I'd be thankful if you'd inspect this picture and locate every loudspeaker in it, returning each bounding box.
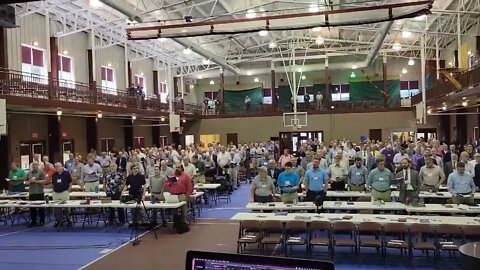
[0,5,16,28]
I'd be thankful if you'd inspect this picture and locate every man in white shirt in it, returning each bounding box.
[460,151,475,176]
[182,156,197,178]
[231,148,243,188]
[244,95,251,111]
[315,92,323,109]
[393,148,409,171]
[81,158,103,192]
[216,147,231,172]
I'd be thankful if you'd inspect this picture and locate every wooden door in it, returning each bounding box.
[226,133,238,146]
[62,140,75,164]
[279,132,292,153]
[369,129,382,142]
[134,137,145,149]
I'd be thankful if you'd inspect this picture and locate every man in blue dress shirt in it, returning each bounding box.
[447,161,477,205]
[304,157,328,202]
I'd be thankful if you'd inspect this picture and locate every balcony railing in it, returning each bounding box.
[411,65,480,105]
[0,68,170,113]
[0,68,407,117]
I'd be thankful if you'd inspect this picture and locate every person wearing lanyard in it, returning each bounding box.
[250,167,275,203]
[277,162,300,203]
[150,162,172,226]
[366,158,393,202]
[164,164,192,234]
[26,161,46,227]
[82,158,102,192]
[304,158,328,202]
[347,157,368,191]
[419,156,445,192]
[447,162,477,205]
[327,155,348,191]
[103,163,125,225]
[8,162,26,192]
[51,162,72,227]
[396,158,419,204]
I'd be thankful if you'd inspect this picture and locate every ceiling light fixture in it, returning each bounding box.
[462,96,467,100]
[202,59,211,65]
[448,61,453,67]
[197,75,203,79]
[392,43,402,50]
[182,119,186,123]
[246,9,256,19]
[350,71,356,78]
[89,0,104,8]
[97,111,103,118]
[315,36,324,45]
[254,77,259,82]
[308,4,319,13]
[247,71,253,76]
[352,65,357,70]
[132,114,136,120]
[258,30,269,37]
[160,116,165,121]
[427,109,432,114]
[442,105,447,111]
[33,41,39,46]
[415,14,427,21]
[402,31,412,38]
[301,75,306,80]
[462,101,468,107]
[62,50,68,55]
[467,51,472,56]
[330,105,335,109]
[402,68,408,74]
[56,109,62,116]
[189,84,194,89]
[183,48,192,54]
[408,59,414,66]
[268,42,276,49]
[209,80,214,85]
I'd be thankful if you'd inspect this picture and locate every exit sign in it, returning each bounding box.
[62,132,67,138]
[32,132,38,139]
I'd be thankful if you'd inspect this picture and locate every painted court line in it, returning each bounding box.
[78,230,150,270]
[0,227,38,237]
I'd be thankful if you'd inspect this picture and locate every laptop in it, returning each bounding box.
[185,250,335,270]
[163,192,180,203]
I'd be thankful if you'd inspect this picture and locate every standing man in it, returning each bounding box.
[304,158,329,202]
[250,167,275,203]
[8,162,26,192]
[366,159,394,202]
[99,152,112,176]
[315,92,323,110]
[182,156,197,178]
[70,157,84,187]
[472,153,480,189]
[244,95,251,111]
[164,164,192,234]
[81,158,103,192]
[278,149,293,169]
[419,156,445,192]
[51,162,72,227]
[64,153,75,173]
[123,164,146,226]
[396,158,419,204]
[103,163,125,225]
[149,164,170,227]
[327,155,348,191]
[277,162,300,203]
[347,157,368,191]
[26,161,46,227]
[447,162,477,205]
[444,152,459,178]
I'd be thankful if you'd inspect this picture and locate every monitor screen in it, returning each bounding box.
[186,251,335,270]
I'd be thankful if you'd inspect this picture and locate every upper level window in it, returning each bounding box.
[400,80,419,98]
[204,91,218,107]
[58,54,74,88]
[21,44,47,83]
[101,66,116,94]
[159,82,167,103]
[262,88,272,104]
[331,84,350,101]
[134,74,146,94]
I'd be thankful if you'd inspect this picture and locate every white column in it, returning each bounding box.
[91,29,96,82]
[166,67,174,114]
[45,9,51,73]
[292,47,297,113]
[457,12,462,68]
[180,75,184,97]
[124,41,129,88]
[420,34,427,124]
[436,35,440,80]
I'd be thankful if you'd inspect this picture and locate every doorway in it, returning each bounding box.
[226,133,238,146]
[133,137,145,149]
[279,131,323,153]
[369,129,382,142]
[185,135,195,146]
[417,128,437,141]
[19,140,46,170]
[62,140,75,164]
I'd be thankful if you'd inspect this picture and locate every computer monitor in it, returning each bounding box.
[185,250,335,270]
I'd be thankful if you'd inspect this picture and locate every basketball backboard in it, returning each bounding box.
[283,112,307,129]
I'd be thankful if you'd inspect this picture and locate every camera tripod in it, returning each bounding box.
[130,197,158,246]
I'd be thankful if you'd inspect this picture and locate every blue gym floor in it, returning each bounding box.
[0,183,462,270]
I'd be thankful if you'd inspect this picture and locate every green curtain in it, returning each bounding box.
[223,87,262,113]
[313,84,326,95]
[349,80,400,107]
[278,85,292,112]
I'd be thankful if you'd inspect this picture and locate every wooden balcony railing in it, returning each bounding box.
[411,65,480,105]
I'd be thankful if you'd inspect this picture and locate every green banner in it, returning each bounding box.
[224,87,263,113]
